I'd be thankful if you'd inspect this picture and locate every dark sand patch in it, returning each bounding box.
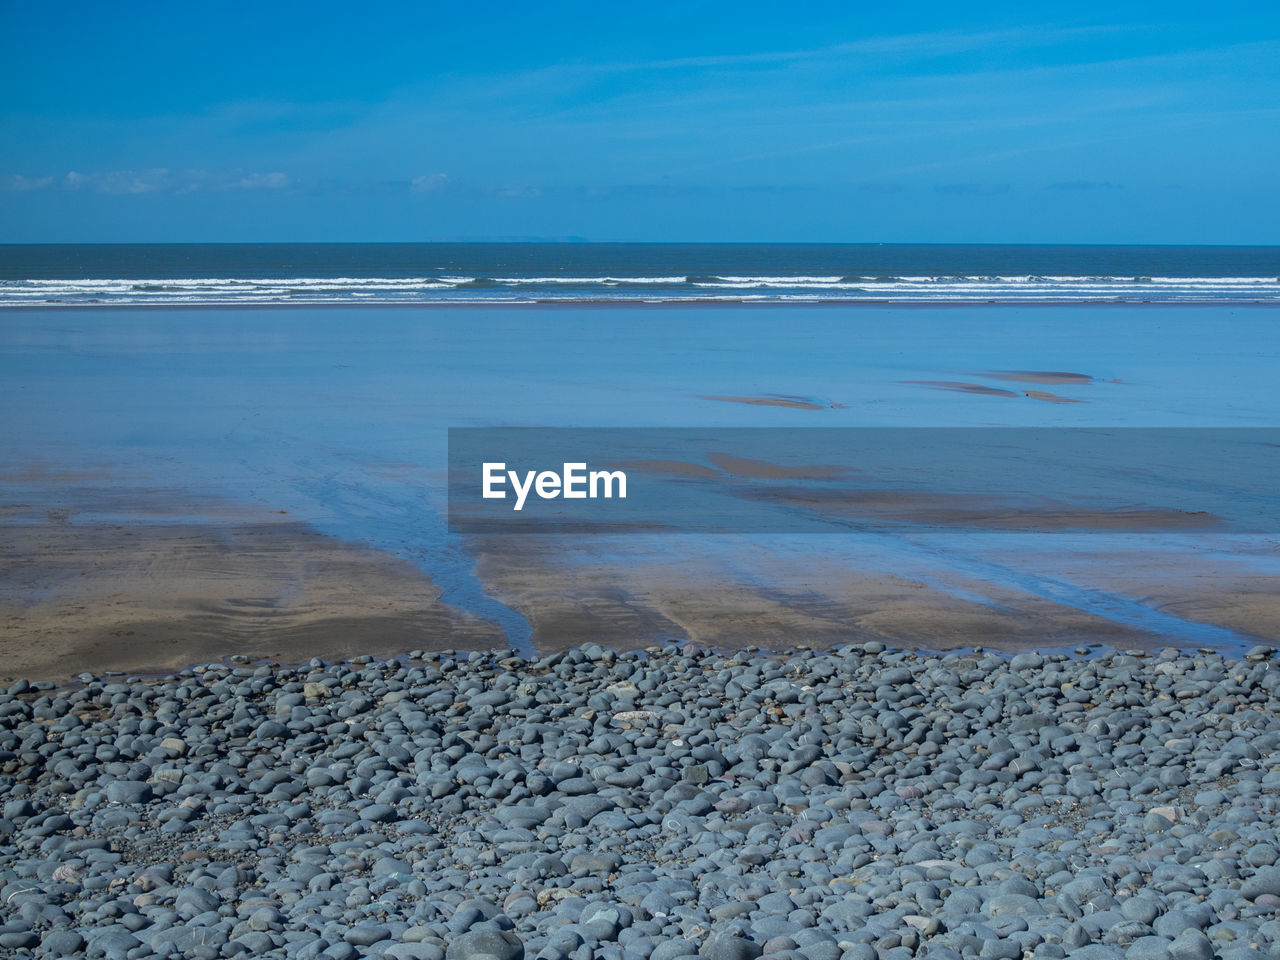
[1024,389,1085,404]
[598,454,855,482]
[982,370,1095,385]
[745,487,1224,531]
[903,381,1022,398]
[771,392,845,408]
[611,459,724,479]
[703,394,836,410]
[0,521,503,681]
[706,452,853,480]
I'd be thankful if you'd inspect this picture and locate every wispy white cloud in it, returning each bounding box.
[935,182,1011,196]
[410,172,449,192]
[626,23,1139,73]
[1048,179,1122,190]
[4,169,295,194]
[237,171,291,189]
[66,168,170,194]
[4,174,54,191]
[315,28,1277,194]
[494,185,541,198]
[388,21,1215,123]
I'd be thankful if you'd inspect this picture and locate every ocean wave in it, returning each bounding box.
[3,273,1278,305]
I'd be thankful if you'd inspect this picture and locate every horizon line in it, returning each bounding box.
[3,240,1280,248]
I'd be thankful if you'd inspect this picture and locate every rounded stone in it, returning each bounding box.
[445,928,524,960]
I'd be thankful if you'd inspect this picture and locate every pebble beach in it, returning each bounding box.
[5,8,1280,959]
[2,642,1278,960]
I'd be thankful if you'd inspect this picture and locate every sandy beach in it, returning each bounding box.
[0,514,502,682]
[4,463,1278,681]
[6,510,1278,681]
[2,303,1279,679]
[469,537,1164,654]
[3,4,1278,954]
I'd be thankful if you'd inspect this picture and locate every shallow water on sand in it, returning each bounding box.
[2,303,1278,668]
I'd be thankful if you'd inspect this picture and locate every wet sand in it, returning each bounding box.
[612,459,725,479]
[469,536,1171,654]
[705,453,854,481]
[744,487,1225,531]
[702,394,843,410]
[903,381,1023,398]
[3,492,1277,682]
[473,532,1280,655]
[1023,389,1084,403]
[1159,590,1280,641]
[3,304,1279,679]
[0,517,502,681]
[5,441,1276,682]
[981,370,1095,384]
[989,544,1280,648]
[611,456,853,481]
[905,368,1102,403]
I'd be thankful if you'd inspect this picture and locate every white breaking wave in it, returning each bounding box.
[2,273,1278,305]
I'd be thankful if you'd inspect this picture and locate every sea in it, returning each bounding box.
[1,242,1278,305]
[2,243,1279,656]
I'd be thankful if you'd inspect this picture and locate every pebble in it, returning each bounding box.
[0,644,1273,957]
[702,935,764,960]
[345,923,392,946]
[1168,931,1215,960]
[445,928,524,960]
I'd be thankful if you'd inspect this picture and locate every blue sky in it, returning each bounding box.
[1,1,1277,243]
